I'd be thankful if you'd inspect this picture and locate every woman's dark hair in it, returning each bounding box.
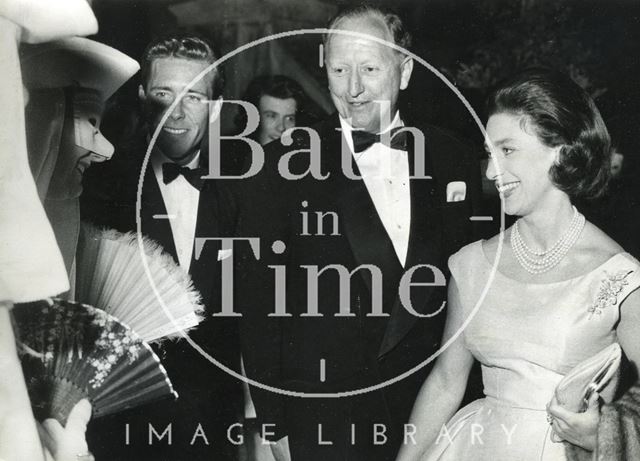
[234,75,306,135]
[486,68,611,200]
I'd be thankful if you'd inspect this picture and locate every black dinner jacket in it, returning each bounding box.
[235,114,481,460]
[84,133,244,461]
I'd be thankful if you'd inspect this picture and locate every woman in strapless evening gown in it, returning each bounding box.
[396,69,640,461]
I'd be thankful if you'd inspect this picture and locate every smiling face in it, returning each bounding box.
[325,16,413,133]
[47,88,113,200]
[485,112,561,217]
[257,95,297,145]
[140,57,213,165]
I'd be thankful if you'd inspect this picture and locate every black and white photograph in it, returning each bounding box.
[2,0,640,460]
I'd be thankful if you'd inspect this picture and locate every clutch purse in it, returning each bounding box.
[554,342,622,412]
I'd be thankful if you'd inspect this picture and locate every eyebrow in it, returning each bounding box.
[484,138,515,150]
[149,86,209,98]
[186,90,209,97]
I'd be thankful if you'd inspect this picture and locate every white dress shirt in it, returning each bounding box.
[339,114,411,266]
[151,151,201,272]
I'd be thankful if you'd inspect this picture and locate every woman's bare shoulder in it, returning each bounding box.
[481,229,509,262]
[571,221,625,266]
[481,222,625,269]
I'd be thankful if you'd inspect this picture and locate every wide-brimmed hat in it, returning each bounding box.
[21,37,139,100]
[0,0,98,43]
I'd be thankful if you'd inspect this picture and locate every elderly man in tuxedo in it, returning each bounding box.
[235,5,482,461]
[84,34,243,461]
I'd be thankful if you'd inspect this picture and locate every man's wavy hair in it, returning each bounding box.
[486,68,611,200]
[140,34,223,98]
[323,5,412,57]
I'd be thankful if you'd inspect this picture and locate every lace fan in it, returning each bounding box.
[13,298,178,425]
[75,223,204,342]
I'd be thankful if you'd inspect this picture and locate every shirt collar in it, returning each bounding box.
[152,149,201,170]
[338,112,404,155]
[338,110,404,156]
[151,150,201,184]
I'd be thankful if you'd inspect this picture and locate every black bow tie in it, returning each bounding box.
[162,163,206,190]
[351,127,408,154]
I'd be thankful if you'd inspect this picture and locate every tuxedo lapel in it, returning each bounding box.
[189,179,221,308]
[404,150,441,275]
[140,164,179,262]
[378,125,443,358]
[316,117,445,357]
[336,168,404,311]
[138,154,224,310]
[325,119,403,308]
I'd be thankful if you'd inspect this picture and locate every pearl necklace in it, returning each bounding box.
[511,206,585,274]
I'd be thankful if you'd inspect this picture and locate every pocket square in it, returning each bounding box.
[217,249,233,261]
[446,181,467,202]
[554,342,621,412]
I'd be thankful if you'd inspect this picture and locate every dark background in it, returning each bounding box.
[90,0,640,141]
[86,0,640,250]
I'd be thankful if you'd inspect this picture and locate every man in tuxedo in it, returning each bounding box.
[84,34,243,460]
[235,6,481,461]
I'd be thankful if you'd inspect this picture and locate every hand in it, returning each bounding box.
[546,393,600,451]
[37,399,93,461]
[269,435,292,461]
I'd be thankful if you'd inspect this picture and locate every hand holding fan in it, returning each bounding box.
[13,298,178,425]
[75,223,204,342]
